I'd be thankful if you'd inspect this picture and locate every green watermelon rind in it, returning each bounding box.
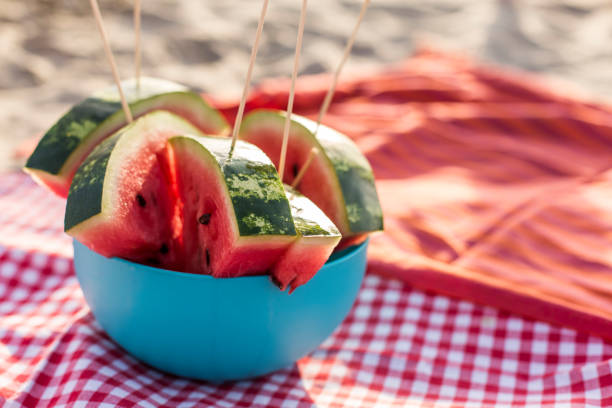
[240,110,384,235]
[64,133,115,232]
[284,185,340,238]
[272,186,341,292]
[25,77,229,185]
[65,111,206,233]
[171,135,297,238]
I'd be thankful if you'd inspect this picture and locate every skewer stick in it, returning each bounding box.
[229,0,270,156]
[134,0,142,89]
[291,147,318,188]
[292,0,370,188]
[279,0,308,181]
[315,0,370,134]
[89,0,133,123]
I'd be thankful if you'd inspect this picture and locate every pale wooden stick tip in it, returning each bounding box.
[291,147,318,188]
[279,0,308,181]
[315,0,370,131]
[89,0,133,122]
[230,0,270,156]
[134,0,142,90]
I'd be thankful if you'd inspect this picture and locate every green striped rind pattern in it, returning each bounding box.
[312,126,384,233]
[64,111,206,232]
[241,110,384,234]
[178,136,296,237]
[64,132,119,231]
[27,98,121,174]
[26,77,188,174]
[284,185,340,237]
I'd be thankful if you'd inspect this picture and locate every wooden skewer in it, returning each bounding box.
[292,0,370,188]
[315,0,370,134]
[291,147,318,188]
[229,0,270,156]
[89,0,133,123]
[134,0,142,90]
[279,0,308,181]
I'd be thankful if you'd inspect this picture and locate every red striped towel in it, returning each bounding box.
[214,49,612,340]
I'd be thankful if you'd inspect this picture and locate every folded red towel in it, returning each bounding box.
[216,49,612,340]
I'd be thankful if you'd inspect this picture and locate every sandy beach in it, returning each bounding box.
[1,0,611,171]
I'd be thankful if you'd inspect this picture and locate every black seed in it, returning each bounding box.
[198,213,211,225]
[136,194,146,207]
[160,243,169,254]
[146,258,159,265]
[292,163,299,178]
[270,275,284,290]
[205,249,210,266]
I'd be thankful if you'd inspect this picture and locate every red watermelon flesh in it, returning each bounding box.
[334,234,368,252]
[272,240,335,292]
[77,153,180,268]
[239,126,344,227]
[239,110,384,251]
[166,135,297,277]
[271,186,341,292]
[64,112,208,271]
[25,77,229,198]
[239,123,366,251]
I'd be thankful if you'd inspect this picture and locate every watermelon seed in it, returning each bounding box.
[205,249,210,266]
[160,243,169,254]
[198,213,211,225]
[270,275,284,290]
[146,258,159,265]
[292,164,299,178]
[136,194,146,207]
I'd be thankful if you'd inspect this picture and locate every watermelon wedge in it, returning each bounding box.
[166,135,297,277]
[271,186,341,292]
[239,109,383,240]
[64,111,207,270]
[26,77,229,197]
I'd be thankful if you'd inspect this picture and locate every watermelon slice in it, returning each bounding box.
[271,186,341,292]
[25,77,229,197]
[239,109,383,240]
[64,111,207,270]
[166,135,297,277]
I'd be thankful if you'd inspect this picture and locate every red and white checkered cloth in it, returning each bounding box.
[1,173,611,407]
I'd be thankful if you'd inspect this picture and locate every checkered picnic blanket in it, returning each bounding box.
[1,172,611,407]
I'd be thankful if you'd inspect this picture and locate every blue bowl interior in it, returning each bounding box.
[73,239,368,382]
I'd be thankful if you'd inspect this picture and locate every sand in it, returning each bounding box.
[1,0,611,171]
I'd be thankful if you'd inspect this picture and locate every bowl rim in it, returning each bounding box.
[74,238,369,282]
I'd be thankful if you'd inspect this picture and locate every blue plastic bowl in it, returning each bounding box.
[73,239,368,382]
